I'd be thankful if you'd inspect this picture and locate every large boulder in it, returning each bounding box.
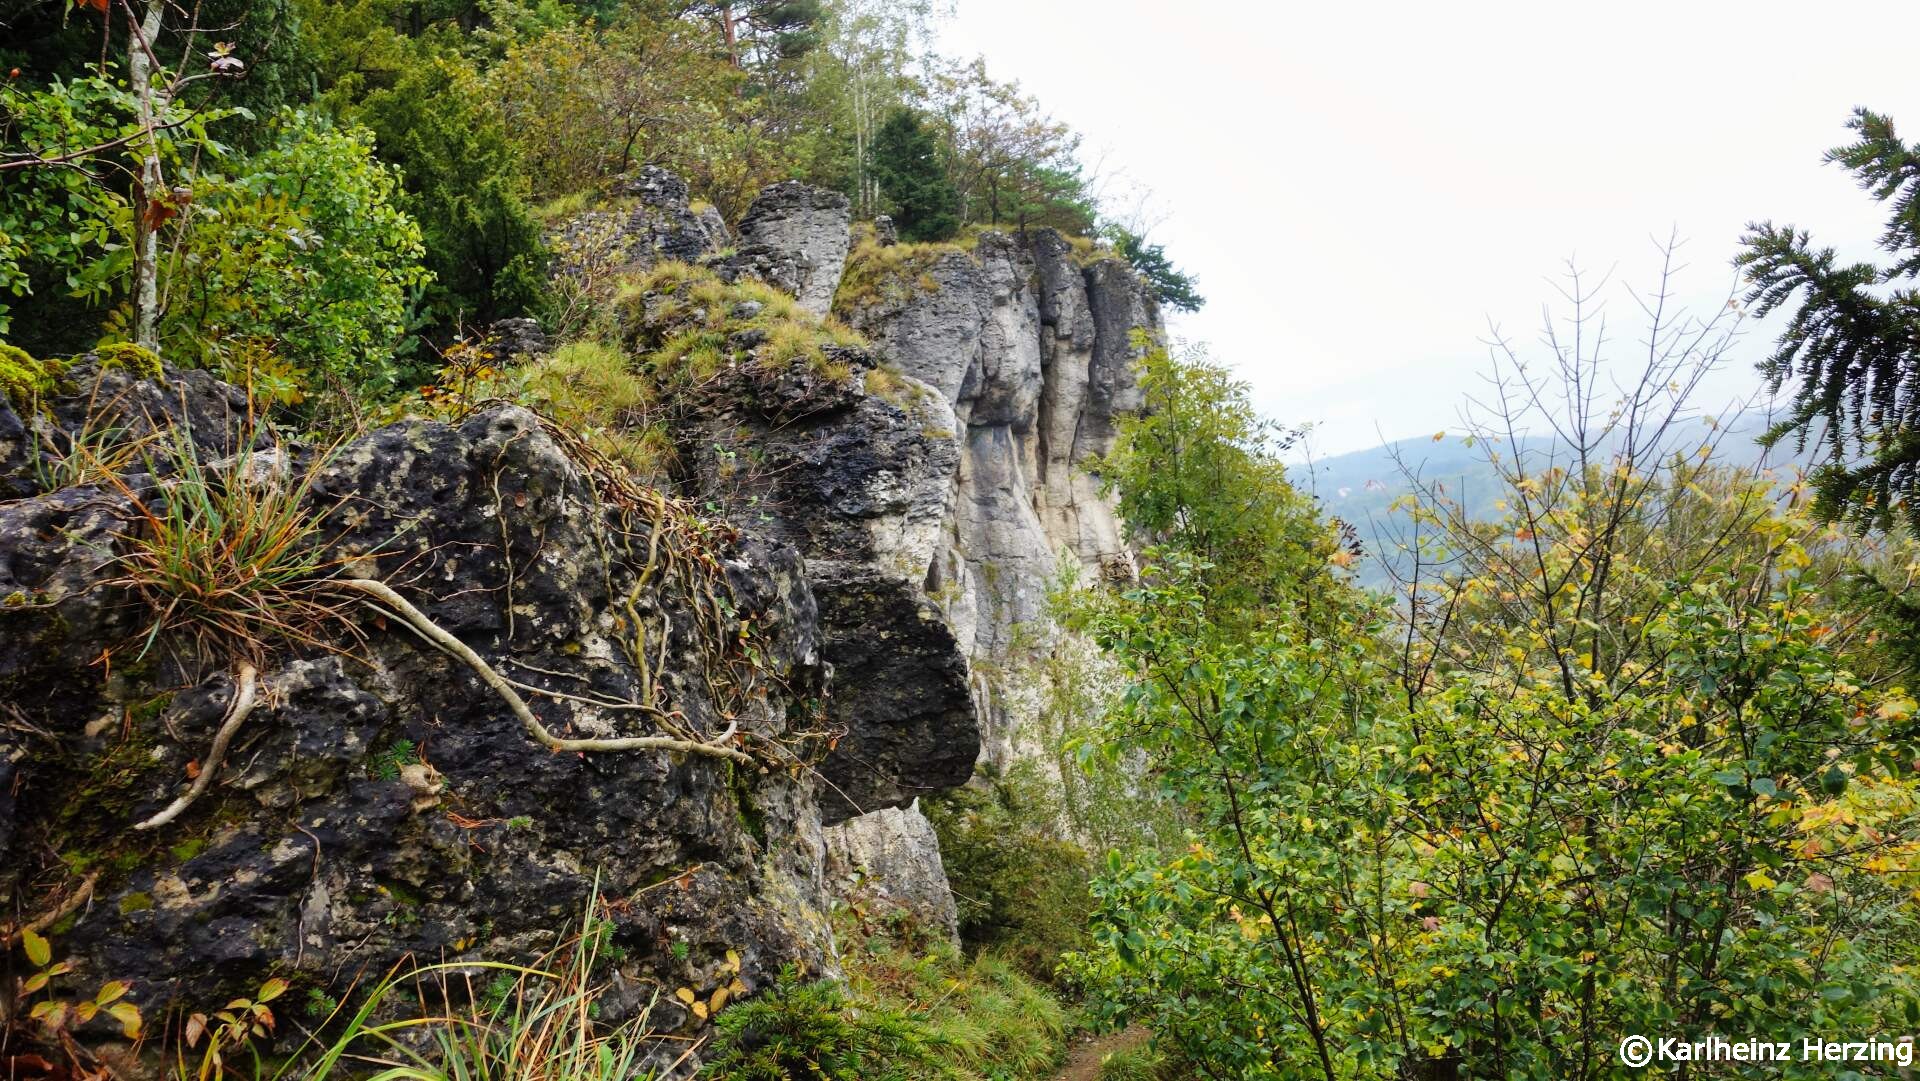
[734,182,852,317]
[1,384,839,1036]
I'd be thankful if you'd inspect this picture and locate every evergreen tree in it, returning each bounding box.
[1105,225,1204,312]
[1739,108,1920,528]
[869,107,959,242]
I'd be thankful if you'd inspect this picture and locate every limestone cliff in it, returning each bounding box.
[0,168,1156,1058]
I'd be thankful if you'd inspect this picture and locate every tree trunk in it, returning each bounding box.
[128,0,166,354]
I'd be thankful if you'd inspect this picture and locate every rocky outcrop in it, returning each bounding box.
[822,802,959,941]
[0,167,1156,1048]
[733,182,852,317]
[841,231,1157,767]
[547,165,731,285]
[0,386,837,1038]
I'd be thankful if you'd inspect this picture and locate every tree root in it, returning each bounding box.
[0,871,100,948]
[133,663,259,831]
[337,577,754,766]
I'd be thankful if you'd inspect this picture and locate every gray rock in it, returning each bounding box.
[548,165,724,284]
[841,228,1159,767]
[735,182,852,317]
[3,391,837,1024]
[823,803,960,941]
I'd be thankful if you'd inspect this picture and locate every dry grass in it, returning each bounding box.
[628,262,867,384]
[833,237,967,316]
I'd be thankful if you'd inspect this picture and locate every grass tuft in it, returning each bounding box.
[106,430,357,668]
[626,261,867,384]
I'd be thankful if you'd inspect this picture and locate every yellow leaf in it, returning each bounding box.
[691,1000,709,1020]
[1744,871,1777,891]
[725,948,741,972]
[710,986,730,1012]
[1432,431,1446,442]
[675,986,697,1005]
[22,927,50,968]
[108,1002,143,1039]
[257,977,290,1003]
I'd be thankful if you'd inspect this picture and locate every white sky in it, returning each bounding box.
[939,1,1920,455]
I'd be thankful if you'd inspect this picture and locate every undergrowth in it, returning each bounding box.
[702,910,1072,1081]
[923,764,1095,984]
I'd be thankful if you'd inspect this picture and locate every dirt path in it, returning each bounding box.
[1053,1026,1150,1081]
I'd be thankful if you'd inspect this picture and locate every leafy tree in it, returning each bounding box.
[1738,108,1920,529]
[490,11,732,198]
[1067,278,1920,1079]
[925,57,1095,232]
[868,107,958,241]
[1104,224,1202,313]
[0,1,249,349]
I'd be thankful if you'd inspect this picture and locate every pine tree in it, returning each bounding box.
[869,107,959,243]
[1739,108,1920,528]
[1105,225,1204,313]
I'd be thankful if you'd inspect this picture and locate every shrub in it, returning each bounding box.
[923,765,1093,983]
[354,57,548,339]
[156,110,427,403]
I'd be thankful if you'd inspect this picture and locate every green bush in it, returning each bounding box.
[353,57,548,340]
[923,765,1093,983]
[155,109,426,403]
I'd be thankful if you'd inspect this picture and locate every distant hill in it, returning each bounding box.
[1291,410,1794,590]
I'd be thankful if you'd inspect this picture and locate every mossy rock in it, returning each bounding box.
[0,342,69,410]
[91,341,164,381]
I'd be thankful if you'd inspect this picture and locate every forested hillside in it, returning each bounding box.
[6,4,1920,1081]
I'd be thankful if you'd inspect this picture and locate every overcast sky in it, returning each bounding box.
[939,1,1920,456]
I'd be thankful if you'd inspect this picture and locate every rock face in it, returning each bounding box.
[1,389,836,1043]
[841,231,1156,767]
[822,802,959,940]
[733,182,852,317]
[0,168,1156,1044]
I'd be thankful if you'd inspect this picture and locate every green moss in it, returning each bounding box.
[91,341,164,381]
[119,891,155,915]
[3,590,28,607]
[0,342,67,409]
[170,838,208,862]
[627,261,867,386]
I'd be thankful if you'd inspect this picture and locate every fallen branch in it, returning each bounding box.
[133,663,259,831]
[337,578,753,766]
